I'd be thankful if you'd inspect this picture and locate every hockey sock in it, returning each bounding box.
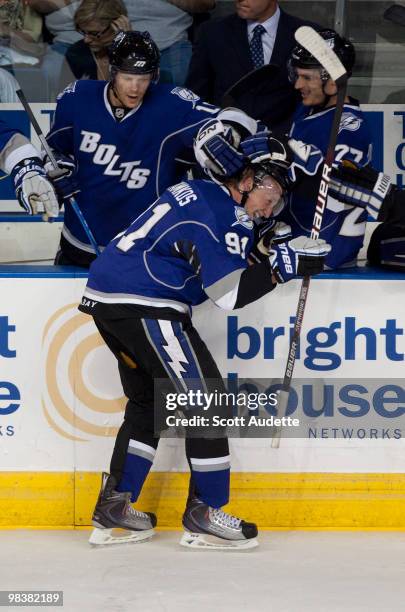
[186,438,230,508]
[116,439,157,503]
[110,420,159,502]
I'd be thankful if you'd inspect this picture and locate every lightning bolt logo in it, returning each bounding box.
[158,320,189,381]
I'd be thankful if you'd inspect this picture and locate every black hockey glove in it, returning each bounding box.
[249,220,292,264]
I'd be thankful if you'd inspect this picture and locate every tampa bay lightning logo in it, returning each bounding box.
[171,87,200,103]
[339,112,362,133]
[232,206,254,230]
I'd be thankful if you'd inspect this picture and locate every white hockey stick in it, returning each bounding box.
[271,27,348,448]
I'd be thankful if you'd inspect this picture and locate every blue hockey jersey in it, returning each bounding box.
[282,101,372,268]
[47,80,220,254]
[81,179,254,315]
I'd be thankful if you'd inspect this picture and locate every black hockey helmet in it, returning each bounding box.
[108,31,160,82]
[288,29,355,82]
[251,136,293,192]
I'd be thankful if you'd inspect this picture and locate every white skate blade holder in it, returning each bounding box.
[180,531,258,551]
[89,527,155,547]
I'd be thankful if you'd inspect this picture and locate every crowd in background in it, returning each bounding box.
[0,0,217,102]
[0,0,329,136]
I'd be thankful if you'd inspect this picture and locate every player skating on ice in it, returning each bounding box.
[79,128,331,549]
[45,30,258,267]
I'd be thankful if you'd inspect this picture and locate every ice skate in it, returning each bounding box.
[180,497,258,550]
[89,472,157,546]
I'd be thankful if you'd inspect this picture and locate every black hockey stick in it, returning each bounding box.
[384,4,405,26]
[16,88,101,256]
[221,63,280,108]
[271,26,348,448]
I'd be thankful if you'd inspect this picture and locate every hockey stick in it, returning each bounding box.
[221,64,280,108]
[271,26,348,448]
[16,89,100,256]
[384,4,405,26]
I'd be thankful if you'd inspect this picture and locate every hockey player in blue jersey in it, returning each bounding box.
[46,30,258,267]
[78,129,331,549]
[242,30,372,269]
[286,30,371,268]
[0,118,59,220]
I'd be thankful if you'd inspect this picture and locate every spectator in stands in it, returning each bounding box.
[0,0,45,67]
[185,0,320,130]
[27,0,83,100]
[125,0,216,86]
[0,1,49,100]
[59,0,131,87]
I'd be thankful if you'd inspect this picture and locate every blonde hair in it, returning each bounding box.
[74,0,128,29]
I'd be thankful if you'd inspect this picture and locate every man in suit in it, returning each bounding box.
[185,0,321,130]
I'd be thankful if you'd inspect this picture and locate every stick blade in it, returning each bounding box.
[384,4,405,26]
[221,64,280,107]
[294,26,347,84]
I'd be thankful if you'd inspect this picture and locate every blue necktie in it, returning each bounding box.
[250,24,266,69]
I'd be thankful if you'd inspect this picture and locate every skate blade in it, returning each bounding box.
[89,527,155,547]
[180,531,258,551]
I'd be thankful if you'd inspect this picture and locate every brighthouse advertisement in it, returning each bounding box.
[1,271,405,472]
[192,277,405,380]
[0,315,18,437]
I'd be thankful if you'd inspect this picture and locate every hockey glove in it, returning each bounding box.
[269,236,331,283]
[241,134,323,186]
[249,220,292,264]
[330,161,394,221]
[11,158,59,220]
[240,131,290,164]
[44,152,80,201]
[194,119,246,178]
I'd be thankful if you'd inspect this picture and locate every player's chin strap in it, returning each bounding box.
[317,75,338,110]
[240,190,250,207]
[238,181,256,207]
[108,82,131,112]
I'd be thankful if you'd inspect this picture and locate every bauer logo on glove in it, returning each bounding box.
[11,157,60,221]
[269,236,331,283]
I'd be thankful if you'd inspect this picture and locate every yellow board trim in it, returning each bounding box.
[2,472,405,528]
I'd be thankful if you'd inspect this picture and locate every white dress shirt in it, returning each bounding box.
[247,6,281,64]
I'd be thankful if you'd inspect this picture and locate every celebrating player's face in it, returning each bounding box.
[294,67,328,107]
[244,175,283,220]
[113,73,153,108]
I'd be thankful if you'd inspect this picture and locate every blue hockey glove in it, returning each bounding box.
[45,152,80,201]
[11,157,59,220]
[241,132,293,165]
[194,119,246,178]
[241,133,324,186]
[269,236,331,283]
